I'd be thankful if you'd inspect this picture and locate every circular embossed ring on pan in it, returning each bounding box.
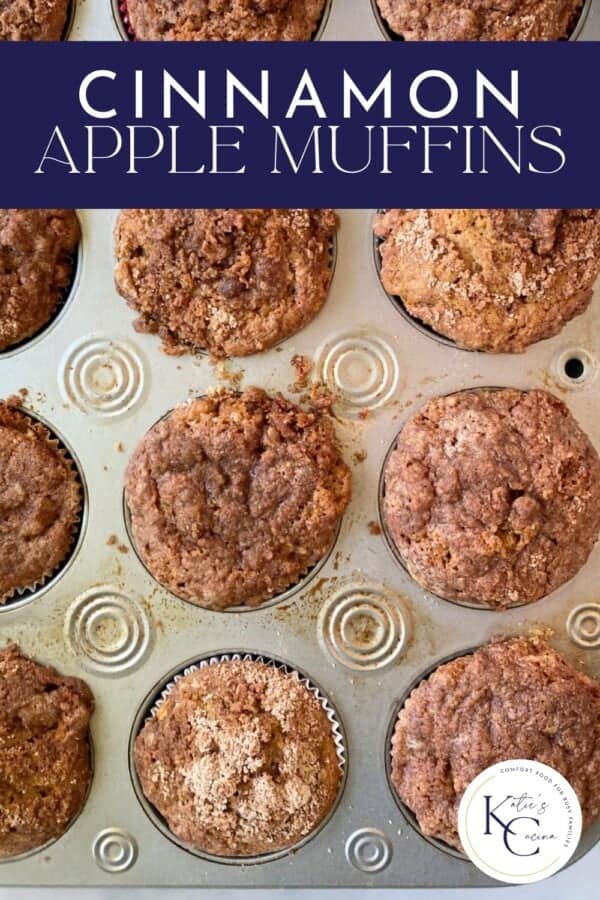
[318,585,408,671]
[92,828,138,873]
[316,332,400,419]
[59,337,146,417]
[345,828,393,873]
[567,603,600,649]
[66,586,151,676]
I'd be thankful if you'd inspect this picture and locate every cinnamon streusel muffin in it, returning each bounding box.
[390,636,600,851]
[0,402,81,602]
[0,209,79,351]
[124,388,351,609]
[0,0,71,40]
[375,0,584,40]
[134,658,341,856]
[0,644,94,858]
[115,209,337,358]
[383,389,600,609]
[124,0,327,41]
[374,209,600,352]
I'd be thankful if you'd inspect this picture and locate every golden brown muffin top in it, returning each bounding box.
[134,659,341,856]
[374,209,600,353]
[391,636,600,850]
[124,388,351,609]
[384,389,600,609]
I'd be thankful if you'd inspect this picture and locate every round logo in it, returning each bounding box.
[457,759,582,884]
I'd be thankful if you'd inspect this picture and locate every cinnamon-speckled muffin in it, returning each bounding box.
[115,209,337,359]
[124,0,327,41]
[0,0,70,40]
[374,209,600,353]
[391,636,600,851]
[0,644,94,858]
[124,388,351,609]
[0,209,79,351]
[383,389,600,609]
[375,0,584,40]
[134,658,341,856]
[0,402,81,602]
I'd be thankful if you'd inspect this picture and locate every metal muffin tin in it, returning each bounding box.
[2,3,600,889]
[0,207,599,888]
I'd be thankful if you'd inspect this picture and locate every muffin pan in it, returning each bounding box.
[0,208,598,887]
[60,0,600,41]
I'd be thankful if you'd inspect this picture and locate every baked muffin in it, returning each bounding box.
[0,644,94,858]
[0,209,79,351]
[383,389,600,609]
[375,0,584,40]
[374,209,600,353]
[114,209,337,359]
[124,388,351,609]
[0,402,81,602]
[134,658,341,856]
[391,636,600,851]
[123,0,327,41]
[0,0,70,40]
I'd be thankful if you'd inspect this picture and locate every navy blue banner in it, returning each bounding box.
[0,41,597,207]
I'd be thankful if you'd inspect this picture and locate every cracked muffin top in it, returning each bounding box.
[374,209,600,353]
[0,209,79,351]
[124,0,328,41]
[0,0,70,40]
[0,644,94,858]
[0,402,81,602]
[391,636,600,850]
[124,388,351,609]
[114,209,337,359]
[383,389,600,609]
[134,658,341,856]
[375,0,584,40]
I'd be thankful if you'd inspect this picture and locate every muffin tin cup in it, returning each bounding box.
[129,650,347,865]
[384,643,600,866]
[0,407,88,612]
[121,395,345,614]
[112,0,334,43]
[371,0,593,42]
[376,385,541,613]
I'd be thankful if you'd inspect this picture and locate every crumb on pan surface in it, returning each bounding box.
[375,0,584,40]
[134,658,341,856]
[0,209,79,351]
[0,0,71,40]
[0,402,81,602]
[114,209,337,358]
[124,387,351,610]
[0,644,94,858]
[374,209,600,352]
[391,636,600,851]
[383,388,600,609]
[123,0,327,41]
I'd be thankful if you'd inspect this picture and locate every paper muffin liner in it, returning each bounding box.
[0,407,84,608]
[131,651,347,863]
[123,393,344,613]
